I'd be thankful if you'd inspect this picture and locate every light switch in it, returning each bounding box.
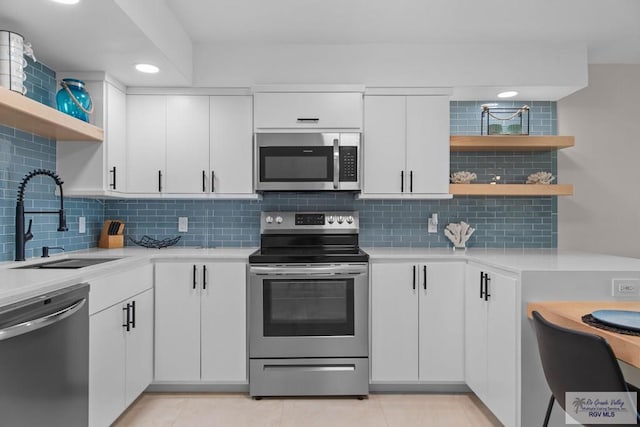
[178,217,188,232]
[78,216,86,234]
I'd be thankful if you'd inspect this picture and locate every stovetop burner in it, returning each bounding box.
[249,247,369,264]
[249,211,369,264]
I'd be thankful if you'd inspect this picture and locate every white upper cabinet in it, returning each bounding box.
[405,96,450,194]
[165,96,210,194]
[57,78,127,196]
[363,95,450,197]
[210,96,254,194]
[126,95,167,193]
[126,93,254,196]
[254,92,363,130]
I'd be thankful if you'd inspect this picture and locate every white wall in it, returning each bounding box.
[558,64,640,258]
[193,42,587,100]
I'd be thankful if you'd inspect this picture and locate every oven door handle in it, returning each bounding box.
[249,265,367,276]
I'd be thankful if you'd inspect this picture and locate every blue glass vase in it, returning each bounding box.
[56,78,93,122]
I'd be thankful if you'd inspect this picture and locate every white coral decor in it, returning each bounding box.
[444,221,475,249]
[450,171,477,184]
[526,171,555,184]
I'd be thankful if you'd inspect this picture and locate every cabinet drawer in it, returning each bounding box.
[254,92,362,130]
[89,264,153,315]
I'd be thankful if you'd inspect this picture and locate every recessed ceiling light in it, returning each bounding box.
[51,0,80,4]
[135,63,160,74]
[497,91,518,98]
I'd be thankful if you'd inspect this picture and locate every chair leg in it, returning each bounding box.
[543,394,555,427]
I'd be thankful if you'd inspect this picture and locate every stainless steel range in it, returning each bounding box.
[248,211,369,398]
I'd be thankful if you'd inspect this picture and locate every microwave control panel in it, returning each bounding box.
[339,147,358,182]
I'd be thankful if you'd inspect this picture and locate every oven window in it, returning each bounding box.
[263,279,354,336]
[260,147,333,182]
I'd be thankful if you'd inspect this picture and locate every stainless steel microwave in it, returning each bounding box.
[255,133,361,191]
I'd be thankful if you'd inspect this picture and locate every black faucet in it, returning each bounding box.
[42,246,65,258]
[15,169,68,261]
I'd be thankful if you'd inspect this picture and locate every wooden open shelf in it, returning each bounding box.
[0,87,103,141]
[450,184,574,196]
[450,135,574,152]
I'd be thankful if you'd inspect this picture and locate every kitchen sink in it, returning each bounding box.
[15,257,122,269]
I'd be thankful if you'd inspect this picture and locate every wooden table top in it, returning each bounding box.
[527,301,640,369]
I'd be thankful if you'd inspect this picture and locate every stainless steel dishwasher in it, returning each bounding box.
[0,283,89,427]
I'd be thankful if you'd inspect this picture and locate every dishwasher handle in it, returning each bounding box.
[0,298,86,342]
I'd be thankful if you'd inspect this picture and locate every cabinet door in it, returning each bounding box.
[125,289,153,406]
[363,96,407,194]
[371,263,419,381]
[485,270,518,427]
[89,304,126,427]
[106,82,127,192]
[155,263,201,381]
[127,95,166,193]
[165,96,210,193]
[254,92,362,129]
[210,96,254,194]
[418,262,465,381]
[465,264,488,399]
[406,96,450,194]
[201,262,247,382]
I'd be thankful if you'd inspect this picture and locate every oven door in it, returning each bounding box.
[248,263,368,358]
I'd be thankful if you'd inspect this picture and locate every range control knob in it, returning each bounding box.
[337,216,344,224]
[327,216,335,224]
[265,216,274,224]
[275,216,283,224]
[346,215,354,224]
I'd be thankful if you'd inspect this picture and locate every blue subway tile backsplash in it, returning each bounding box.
[0,66,558,261]
[0,61,103,261]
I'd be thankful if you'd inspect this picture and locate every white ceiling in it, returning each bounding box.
[0,0,638,95]
[166,0,640,65]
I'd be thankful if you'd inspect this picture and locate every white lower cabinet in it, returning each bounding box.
[465,264,518,427]
[371,261,465,382]
[154,261,247,382]
[89,288,153,427]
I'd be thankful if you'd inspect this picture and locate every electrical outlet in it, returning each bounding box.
[78,216,86,234]
[178,217,188,233]
[427,213,438,233]
[612,278,640,297]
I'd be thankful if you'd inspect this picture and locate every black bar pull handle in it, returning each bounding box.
[401,171,404,192]
[480,272,485,299]
[158,170,163,192]
[296,118,319,122]
[202,170,206,192]
[192,265,197,289]
[202,265,207,290]
[110,166,117,189]
[410,170,413,193]
[211,170,215,193]
[423,265,427,291]
[484,274,491,301]
[130,300,136,329]
[122,303,131,332]
[413,265,416,290]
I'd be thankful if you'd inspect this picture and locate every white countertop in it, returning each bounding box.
[364,247,640,273]
[0,247,256,308]
[2,246,640,309]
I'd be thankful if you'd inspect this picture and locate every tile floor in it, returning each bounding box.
[114,393,503,427]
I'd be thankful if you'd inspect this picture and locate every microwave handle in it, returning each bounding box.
[333,138,340,190]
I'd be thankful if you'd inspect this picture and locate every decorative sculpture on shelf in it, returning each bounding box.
[444,221,475,250]
[526,171,555,184]
[450,171,477,184]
